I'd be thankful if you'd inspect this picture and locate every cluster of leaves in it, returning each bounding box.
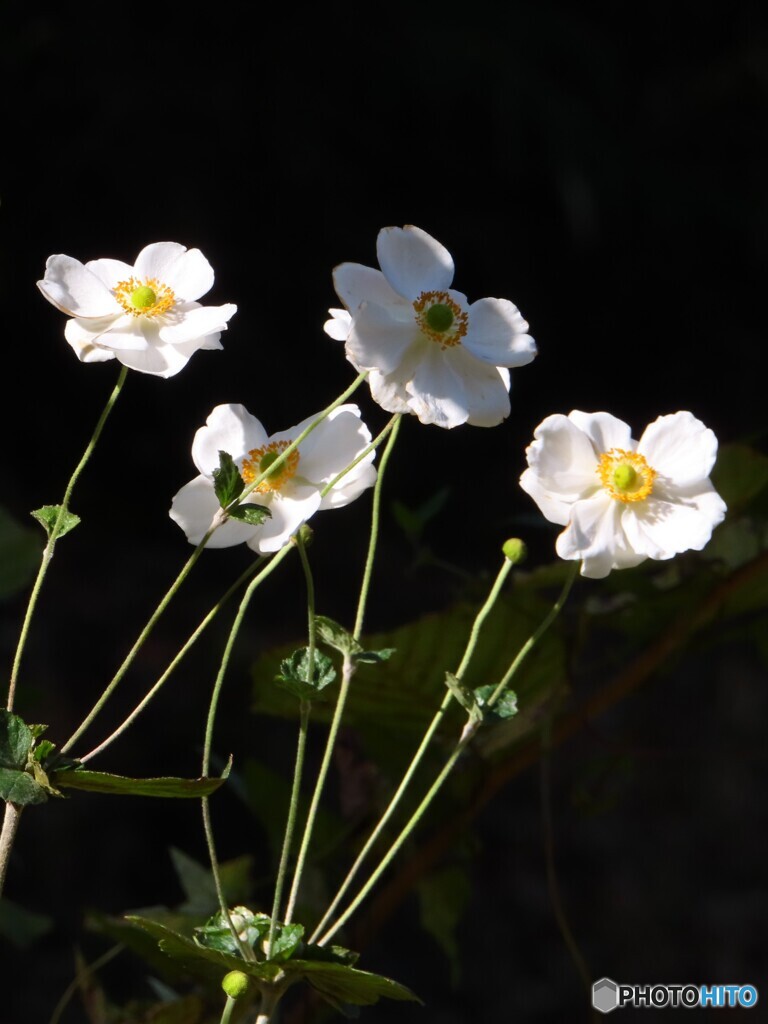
[213,451,271,526]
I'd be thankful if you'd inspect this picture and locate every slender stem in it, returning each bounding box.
[219,995,237,1024]
[539,718,593,1002]
[79,558,267,763]
[0,803,23,898]
[310,554,514,942]
[48,943,124,1024]
[285,416,401,919]
[316,559,578,945]
[7,366,128,713]
[200,546,294,960]
[236,372,367,506]
[486,561,579,710]
[269,534,316,939]
[319,413,400,499]
[60,522,221,754]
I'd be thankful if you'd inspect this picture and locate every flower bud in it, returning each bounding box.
[502,537,527,564]
[222,970,250,999]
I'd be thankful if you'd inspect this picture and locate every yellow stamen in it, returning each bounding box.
[114,276,176,317]
[241,440,300,493]
[413,290,468,349]
[597,448,656,502]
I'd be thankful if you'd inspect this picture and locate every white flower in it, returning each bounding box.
[169,403,377,553]
[519,411,727,579]
[324,225,537,429]
[37,242,237,378]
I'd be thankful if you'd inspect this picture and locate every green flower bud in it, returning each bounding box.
[294,523,314,547]
[502,537,527,564]
[222,970,250,999]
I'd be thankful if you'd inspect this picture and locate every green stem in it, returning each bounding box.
[0,803,23,899]
[309,554,514,943]
[201,545,294,960]
[316,559,578,945]
[269,533,315,940]
[219,995,237,1024]
[235,372,367,507]
[48,943,124,1024]
[61,523,220,754]
[319,413,400,499]
[285,416,401,919]
[7,366,128,713]
[78,558,267,763]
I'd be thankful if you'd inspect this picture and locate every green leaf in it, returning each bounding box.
[269,922,304,962]
[474,684,519,720]
[228,502,272,525]
[0,506,40,599]
[213,451,244,508]
[49,765,230,798]
[0,710,34,770]
[31,739,56,763]
[0,767,48,805]
[30,504,81,539]
[276,647,337,700]
[194,907,269,955]
[291,958,421,1008]
[315,616,361,656]
[0,896,53,948]
[353,647,396,665]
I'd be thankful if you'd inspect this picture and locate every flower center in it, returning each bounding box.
[114,276,176,317]
[413,291,468,349]
[241,440,300,493]
[597,448,656,502]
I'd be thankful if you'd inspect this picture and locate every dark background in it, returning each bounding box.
[2,2,767,1021]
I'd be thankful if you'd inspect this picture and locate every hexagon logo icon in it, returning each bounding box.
[593,978,619,1014]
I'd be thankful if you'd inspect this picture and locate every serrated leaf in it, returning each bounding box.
[291,958,421,1007]
[31,739,56,763]
[276,648,337,700]
[315,616,361,656]
[353,647,396,665]
[212,451,244,508]
[49,765,230,798]
[474,684,519,720]
[0,767,48,805]
[195,906,269,955]
[228,502,272,525]
[0,505,40,599]
[30,504,81,539]
[268,922,305,962]
[0,710,34,770]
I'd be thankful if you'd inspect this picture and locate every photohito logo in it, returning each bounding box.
[592,979,759,1013]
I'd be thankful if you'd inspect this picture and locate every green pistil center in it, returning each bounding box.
[130,285,157,309]
[425,303,454,333]
[613,464,637,492]
[260,451,281,477]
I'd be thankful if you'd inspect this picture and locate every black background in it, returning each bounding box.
[2,2,767,1021]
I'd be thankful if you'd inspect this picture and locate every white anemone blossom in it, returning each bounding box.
[520,410,726,579]
[169,403,377,553]
[37,242,236,377]
[324,225,537,429]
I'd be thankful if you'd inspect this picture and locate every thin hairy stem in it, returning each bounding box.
[79,558,267,763]
[310,553,514,943]
[285,416,401,920]
[8,366,128,712]
[0,803,23,898]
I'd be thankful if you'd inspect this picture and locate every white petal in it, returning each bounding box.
[111,334,209,377]
[452,352,511,427]
[192,404,269,477]
[405,344,469,429]
[158,303,237,344]
[134,242,188,281]
[376,225,454,301]
[85,258,136,288]
[162,247,215,302]
[567,411,634,456]
[324,308,352,341]
[38,255,120,318]
[367,369,412,414]
[346,302,419,374]
[96,315,153,351]
[65,329,117,364]
[320,462,378,509]
[462,298,537,367]
[638,412,719,486]
[519,469,572,526]
[556,494,625,578]
[277,405,373,484]
[249,486,322,553]
[332,263,404,313]
[524,414,601,499]
[169,475,258,548]
[623,489,726,559]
